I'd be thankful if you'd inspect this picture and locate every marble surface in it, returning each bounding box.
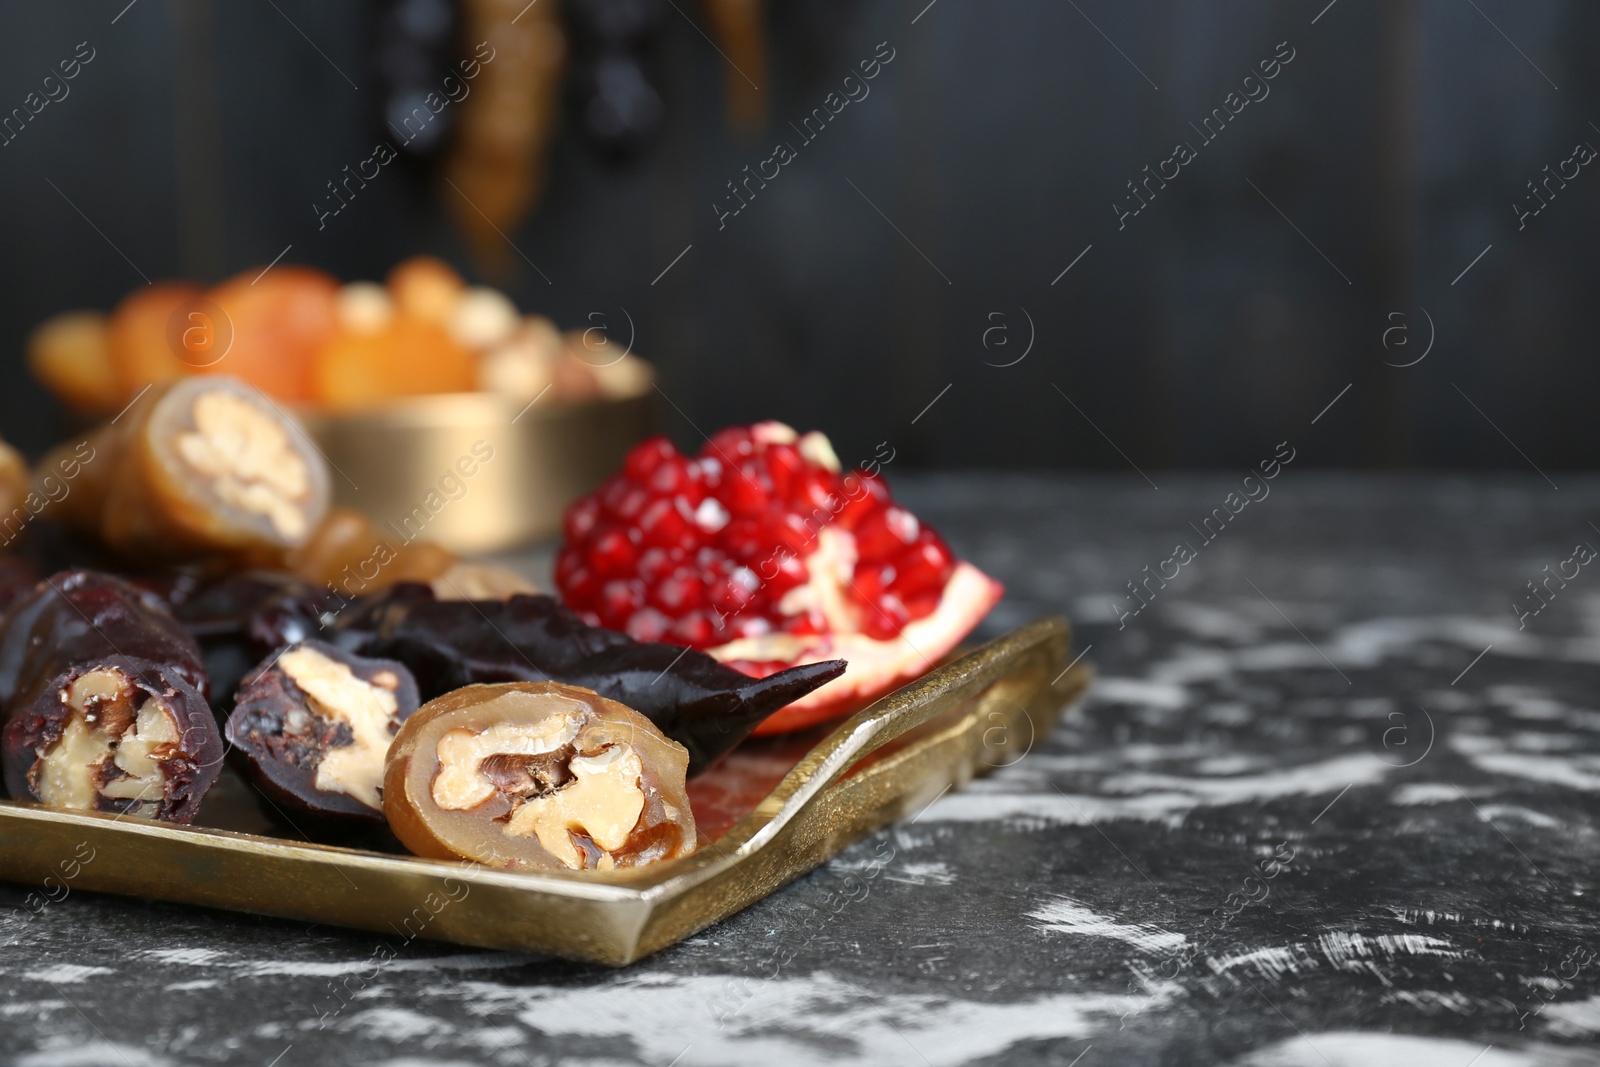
[4,473,1600,1067]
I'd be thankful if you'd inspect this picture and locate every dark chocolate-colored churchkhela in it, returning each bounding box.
[0,570,222,822]
[336,585,847,774]
[227,640,420,823]
[173,571,346,712]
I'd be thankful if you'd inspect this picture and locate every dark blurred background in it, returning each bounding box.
[0,0,1595,472]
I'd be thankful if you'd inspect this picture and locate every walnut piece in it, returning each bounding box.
[427,705,650,871]
[174,391,312,540]
[36,668,178,814]
[277,645,399,810]
[431,715,580,811]
[504,744,646,870]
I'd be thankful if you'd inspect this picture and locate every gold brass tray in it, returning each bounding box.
[0,617,1086,965]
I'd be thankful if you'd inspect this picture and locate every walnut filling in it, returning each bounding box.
[277,646,399,810]
[36,668,178,815]
[431,716,580,810]
[504,745,645,870]
[174,391,312,540]
[429,712,648,870]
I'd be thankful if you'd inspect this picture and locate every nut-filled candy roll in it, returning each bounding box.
[100,375,331,560]
[226,640,420,822]
[385,682,698,871]
[0,570,221,822]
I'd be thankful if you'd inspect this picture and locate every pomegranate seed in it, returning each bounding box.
[893,532,955,597]
[562,563,598,607]
[623,436,678,483]
[647,456,688,495]
[723,474,770,516]
[728,615,772,639]
[854,505,920,562]
[782,610,825,635]
[653,570,705,613]
[696,457,724,489]
[563,496,602,543]
[767,552,809,593]
[636,547,674,584]
[599,475,630,513]
[670,611,715,646]
[863,593,911,640]
[639,497,695,550]
[723,517,766,560]
[692,497,729,533]
[706,426,755,458]
[854,561,897,601]
[834,471,890,529]
[554,546,583,583]
[625,607,670,642]
[765,444,804,500]
[797,468,839,514]
[710,567,760,614]
[588,526,638,577]
[613,485,650,521]
[600,579,643,621]
[904,590,941,622]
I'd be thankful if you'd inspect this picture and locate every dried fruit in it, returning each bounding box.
[477,316,562,401]
[106,282,203,395]
[199,267,340,401]
[312,314,478,411]
[387,255,465,325]
[97,376,332,560]
[0,571,221,822]
[226,640,420,821]
[555,422,1003,732]
[384,681,696,871]
[247,506,457,594]
[27,311,123,415]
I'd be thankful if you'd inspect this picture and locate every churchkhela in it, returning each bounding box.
[43,375,332,562]
[384,681,698,872]
[333,583,846,774]
[0,571,221,822]
[226,640,421,822]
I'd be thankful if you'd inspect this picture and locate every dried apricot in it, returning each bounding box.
[27,311,122,414]
[199,267,340,401]
[313,315,478,411]
[107,282,204,394]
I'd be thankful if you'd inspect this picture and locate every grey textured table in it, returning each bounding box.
[4,474,1600,1067]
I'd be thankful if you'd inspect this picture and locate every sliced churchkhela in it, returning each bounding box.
[0,571,221,822]
[168,560,532,711]
[384,681,697,871]
[226,640,420,822]
[49,375,332,562]
[336,584,846,774]
[173,571,347,710]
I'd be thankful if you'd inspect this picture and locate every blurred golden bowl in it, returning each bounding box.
[299,374,653,555]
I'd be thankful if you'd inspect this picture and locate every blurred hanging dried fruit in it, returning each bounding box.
[446,0,567,275]
[698,0,767,129]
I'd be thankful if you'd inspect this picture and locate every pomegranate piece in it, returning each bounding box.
[555,422,1004,732]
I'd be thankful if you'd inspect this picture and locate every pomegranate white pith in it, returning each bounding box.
[556,422,1004,732]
